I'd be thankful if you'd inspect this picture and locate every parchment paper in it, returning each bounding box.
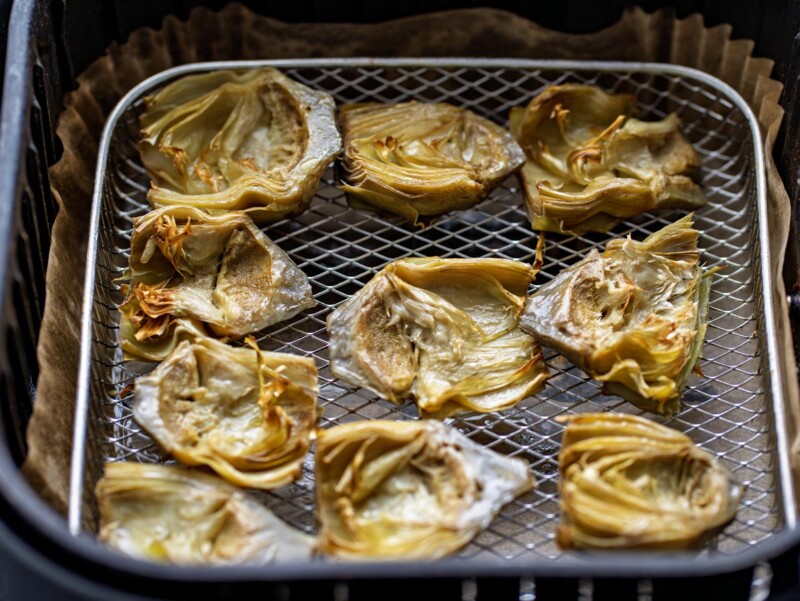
[24,4,799,514]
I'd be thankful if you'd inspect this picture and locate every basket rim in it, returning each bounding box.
[57,56,800,581]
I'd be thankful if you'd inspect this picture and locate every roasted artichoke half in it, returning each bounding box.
[96,462,313,564]
[316,419,535,559]
[338,102,525,224]
[557,413,742,550]
[327,257,549,418]
[140,67,341,221]
[119,206,314,361]
[134,336,318,489]
[520,215,715,417]
[509,84,706,233]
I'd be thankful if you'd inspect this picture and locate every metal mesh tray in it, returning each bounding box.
[70,59,795,565]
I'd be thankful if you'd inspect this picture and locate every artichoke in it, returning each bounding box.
[119,206,314,361]
[96,462,313,564]
[327,257,549,418]
[133,336,318,489]
[338,102,525,224]
[557,413,742,550]
[316,419,534,560]
[509,84,706,233]
[520,215,715,417]
[140,68,341,222]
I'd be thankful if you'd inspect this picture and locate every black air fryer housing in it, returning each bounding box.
[3,1,800,599]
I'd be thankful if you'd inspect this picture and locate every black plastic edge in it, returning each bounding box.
[0,496,154,601]
[0,0,799,594]
[0,0,33,306]
[2,451,800,592]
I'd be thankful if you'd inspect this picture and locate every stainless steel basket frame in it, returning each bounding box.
[70,59,795,571]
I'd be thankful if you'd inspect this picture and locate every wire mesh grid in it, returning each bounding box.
[79,62,782,561]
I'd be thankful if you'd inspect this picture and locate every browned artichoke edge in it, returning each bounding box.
[602,265,717,418]
[556,413,744,551]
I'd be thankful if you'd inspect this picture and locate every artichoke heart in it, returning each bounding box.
[509,84,706,233]
[557,413,742,550]
[96,462,313,564]
[133,336,318,489]
[140,67,341,221]
[316,420,535,560]
[339,102,525,224]
[327,257,549,418]
[520,215,715,417]
[119,206,314,361]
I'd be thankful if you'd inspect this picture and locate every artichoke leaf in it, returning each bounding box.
[119,311,208,363]
[557,413,742,550]
[339,102,525,224]
[520,215,714,417]
[96,462,313,564]
[509,84,706,233]
[119,206,314,361]
[133,336,318,489]
[327,257,549,417]
[140,68,342,221]
[316,420,535,560]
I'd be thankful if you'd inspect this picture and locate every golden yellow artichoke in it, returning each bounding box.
[119,206,314,361]
[327,257,549,418]
[96,462,313,564]
[339,102,525,224]
[140,68,341,221]
[316,420,535,560]
[557,413,742,550]
[520,215,715,417]
[133,336,318,489]
[509,84,706,233]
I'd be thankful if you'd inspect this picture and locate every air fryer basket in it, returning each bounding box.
[4,1,800,600]
[75,58,793,566]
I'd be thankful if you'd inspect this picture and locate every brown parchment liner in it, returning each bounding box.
[24,4,800,516]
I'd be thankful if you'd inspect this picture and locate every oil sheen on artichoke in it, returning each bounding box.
[557,413,742,550]
[133,336,318,490]
[339,101,525,224]
[520,215,715,417]
[96,462,313,564]
[316,420,535,559]
[119,206,314,361]
[509,84,706,233]
[139,67,342,222]
[327,257,549,418]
